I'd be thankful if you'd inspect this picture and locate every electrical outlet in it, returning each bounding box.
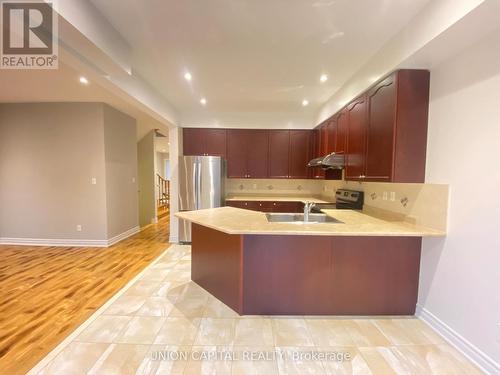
[390,192,396,201]
[91,177,97,185]
[132,177,136,183]
[76,225,82,232]
[383,192,388,201]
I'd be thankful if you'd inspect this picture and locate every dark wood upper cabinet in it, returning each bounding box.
[226,130,248,178]
[246,130,270,178]
[345,95,368,180]
[336,110,348,154]
[320,123,329,155]
[184,69,429,183]
[204,129,227,157]
[268,130,290,178]
[289,130,311,179]
[365,74,396,181]
[311,128,325,179]
[344,69,430,183]
[227,130,269,178]
[183,128,206,156]
[326,118,337,154]
[183,128,227,157]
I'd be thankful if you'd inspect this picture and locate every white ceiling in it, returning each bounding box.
[0,62,166,139]
[90,0,431,128]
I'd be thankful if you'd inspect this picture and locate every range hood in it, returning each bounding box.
[307,152,344,169]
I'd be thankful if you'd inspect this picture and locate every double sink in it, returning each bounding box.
[265,213,342,224]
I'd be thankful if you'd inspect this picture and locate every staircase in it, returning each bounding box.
[157,174,170,219]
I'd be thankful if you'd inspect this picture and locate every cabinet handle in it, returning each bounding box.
[273,203,277,206]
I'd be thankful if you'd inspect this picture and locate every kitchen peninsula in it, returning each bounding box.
[176,206,445,316]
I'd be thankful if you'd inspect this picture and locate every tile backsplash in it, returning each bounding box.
[225,178,325,197]
[329,181,449,231]
[225,178,449,232]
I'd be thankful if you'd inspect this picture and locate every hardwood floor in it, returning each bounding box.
[0,215,170,375]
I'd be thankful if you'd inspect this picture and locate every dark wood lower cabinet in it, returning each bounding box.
[226,200,303,213]
[191,223,422,315]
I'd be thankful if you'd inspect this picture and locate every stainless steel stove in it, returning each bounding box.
[312,189,364,212]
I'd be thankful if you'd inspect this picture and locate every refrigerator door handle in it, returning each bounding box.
[195,160,202,210]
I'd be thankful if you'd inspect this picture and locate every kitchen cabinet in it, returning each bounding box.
[344,69,430,183]
[345,94,368,180]
[226,200,303,213]
[335,110,348,154]
[268,130,290,178]
[310,128,325,179]
[326,118,337,154]
[289,130,311,179]
[227,130,269,178]
[365,73,396,181]
[320,123,329,155]
[246,130,269,178]
[268,130,311,179]
[183,128,226,157]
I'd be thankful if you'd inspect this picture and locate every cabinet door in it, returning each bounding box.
[365,74,396,181]
[246,201,263,211]
[204,129,227,158]
[183,128,206,156]
[226,130,248,178]
[289,130,311,179]
[311,128,325,179]
[345,95,368,180]
[268,130,290,178]
[226,200,246,209]
[320,124,329,155]
[326,119,337,154]
[336,110,348,154]
[246,130,269,178]
[272,201,303,213]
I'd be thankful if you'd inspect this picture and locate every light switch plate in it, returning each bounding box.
[390,192,396,201]
[91,177,97,185]
[76,225,82,232]
[496,323,500,342]
[383,192,388,201]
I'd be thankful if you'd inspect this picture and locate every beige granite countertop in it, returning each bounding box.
[175,207,446,237]
[225,195,331,204]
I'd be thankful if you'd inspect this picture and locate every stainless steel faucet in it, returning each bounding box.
[303,201,316,222]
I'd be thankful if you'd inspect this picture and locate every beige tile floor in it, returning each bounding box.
[29,245,484,375]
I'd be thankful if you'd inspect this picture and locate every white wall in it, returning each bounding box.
[418,29,500,372]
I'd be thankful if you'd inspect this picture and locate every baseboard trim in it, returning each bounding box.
[0,237,109,247]
[417,304,500,375]
[106,226,140,247]
[0,226,141,248]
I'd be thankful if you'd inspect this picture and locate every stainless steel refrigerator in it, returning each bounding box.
[178,156,225,243]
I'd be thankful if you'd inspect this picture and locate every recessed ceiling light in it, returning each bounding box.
[200,98,207,105]
[302,99,309,107]
[184,72,192,81]
[79,76,89,85]
[320,74,328,83]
